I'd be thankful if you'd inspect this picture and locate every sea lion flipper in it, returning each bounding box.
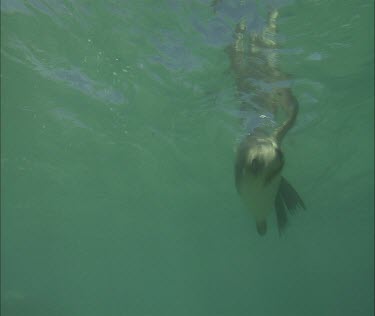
[275,177,305,235]
[227,19,247,75]
[279,177,306,213]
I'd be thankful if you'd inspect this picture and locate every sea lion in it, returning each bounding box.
[225,8,306,235]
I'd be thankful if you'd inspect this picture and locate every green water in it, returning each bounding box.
[1,0,373,315]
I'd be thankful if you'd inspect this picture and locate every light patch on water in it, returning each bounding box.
[48,68,125,105]
[4,39,126,105]
[150,27,205,72]
[50,107,91,130]
[1,0,31,14]
[307,52,323,61]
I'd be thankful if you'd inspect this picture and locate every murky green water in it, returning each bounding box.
[1,1,373,315]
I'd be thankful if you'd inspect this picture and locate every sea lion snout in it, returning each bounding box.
[244,141,284,177]
[250,158,264,175]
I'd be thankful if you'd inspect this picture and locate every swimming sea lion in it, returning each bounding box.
[226,8,305,235]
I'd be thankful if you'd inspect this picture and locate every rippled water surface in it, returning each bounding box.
[1,1,373,315]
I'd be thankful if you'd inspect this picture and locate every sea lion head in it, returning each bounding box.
[239,136,285,185]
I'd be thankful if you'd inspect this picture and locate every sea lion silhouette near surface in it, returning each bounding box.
[215,4,306,235]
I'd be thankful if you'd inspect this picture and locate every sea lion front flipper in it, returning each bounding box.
[275,177,305,234]
[279,177,306,212]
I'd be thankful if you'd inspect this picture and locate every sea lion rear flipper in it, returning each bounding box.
[275,177,306,234]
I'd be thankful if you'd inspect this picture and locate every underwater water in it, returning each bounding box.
[1,0,373,315]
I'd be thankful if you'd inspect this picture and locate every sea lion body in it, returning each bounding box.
[224,7,305,235]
